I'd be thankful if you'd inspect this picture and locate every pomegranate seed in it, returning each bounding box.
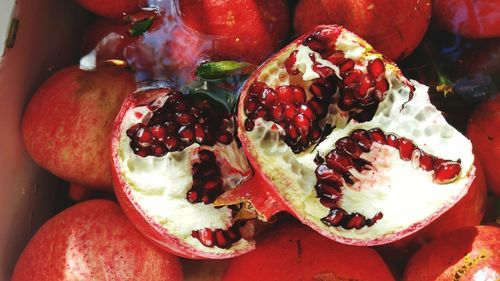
[249,81,267,95]
[217,131,233,144]
[244,97,258,114]
[356,75,374,100]
[366,212,383,227]
[398,138,416,161]
[133,146,149,157]
[285,50,299,75]
[343,69,363,85]
[152,143,167,157]
[175,112,193,125]
[198,150,215,162]
[310,124,322,142]
[344,213,366,230]
[174,99,190,112]
[352,158,372,172]
[260,88,278,107]
[417,150,434,171]
[254,106,269,120]
[336,137,363,158]
[315,164,342,182]
[325,150,353,172]
[284,104,298,119]
[316,182,342,200]
[186,189,198,203]
[179,126,195,144]
[312,63,335,78]
[164,121,177,134]
[244,118,255,131]
[292,86,307,104]
[368,128,387,144]
[339,89,356,111]
[298,104,315,120]
[313,27,341,43]
[321,208,348,227]
[303,35,327,52]
[286,124,299,142]
[150,125,166,141]
[339,59,355,72]
[375,79,389,92]
[386,134,399,148]
[196,229,214,247]
[225,228,241,243]
[135,127,153,147]
[214,229,231,249]
[309,83,327,100]
[367,59,385,80]
[203,178,222,190]
[319,197,338,208]
[271,104,284,122]
[194,124,206,143]
[434,162,461,184]
[164,136,179,150]
[190,106,202,118]
[326,50,346,65]
[308,98,327,117]
[126,124,142,138]
[276,86,295,103]
[350,129,372,152]
[294,114,311,135]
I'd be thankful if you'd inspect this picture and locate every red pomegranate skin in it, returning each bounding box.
[22,65,136,191]
[378,161,487,275]
[75,0,145,18]
[433,0,500,38]
[11,200,183,281]
[403,226,500,281]
[179,0,291,64]
[293,0,432,60]
[222,222,395,281]
[467,94,500,196]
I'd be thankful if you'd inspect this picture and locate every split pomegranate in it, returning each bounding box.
[293,0,432,60]
[21,65,136,191]
[433,0,500,38]
[222,222,395,281]
[467,94,500,196]
[231,25,477,246]
[75,0,145,18]
[111,83,256,258]
[403,226,500,280]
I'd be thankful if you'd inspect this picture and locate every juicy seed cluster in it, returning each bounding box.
[192,221,244,249]
[127,92,234,157]
[244,79,336,153]
[315,128,462,229]
[186,150,225,205]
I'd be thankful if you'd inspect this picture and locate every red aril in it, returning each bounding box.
[22,65,136,191]
[11,200,182,281]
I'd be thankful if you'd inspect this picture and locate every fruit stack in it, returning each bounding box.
[9,0,500,280]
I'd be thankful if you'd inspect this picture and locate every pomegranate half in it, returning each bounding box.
[111,82,256,258]
[230,25,477,246]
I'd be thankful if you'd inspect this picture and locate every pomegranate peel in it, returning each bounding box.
[112,83,256,258]
[236,25,477,246]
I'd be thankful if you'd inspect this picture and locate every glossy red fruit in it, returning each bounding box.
[11,200,183,281]
[433,0,500,38]
[294,0,432,60]
[403,226,500,281]
[21,65,136,191]
[467,94,500,196]
[75,0,145,18]
[222,222,395,281]
[179,0,291,64]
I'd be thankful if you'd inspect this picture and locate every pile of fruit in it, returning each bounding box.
[12,0,499,280]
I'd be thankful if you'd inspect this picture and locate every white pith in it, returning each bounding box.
[243,29,474,243]
[117,95,253,253]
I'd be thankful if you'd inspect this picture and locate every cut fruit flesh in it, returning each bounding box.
[112,83,255,258]
[236,25,476,245]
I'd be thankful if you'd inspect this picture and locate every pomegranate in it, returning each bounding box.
[12,200,183,281]
[229,25,478,246]
[111,83,257,258]
[222,222,395,280]
[403,226,500,280]
[179,0,291,64]
[293,0,432,60]
[433,0,500,38]
[75,0,145,18]
[22,65,136,191]
[467,94,500,196]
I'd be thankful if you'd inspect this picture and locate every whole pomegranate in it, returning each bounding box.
[222,222,395,281]
[467,94,500,196]
[12,200,183,281]
[294,0,432,60]
[75,0,145,18]
[403,226,500,280]
[111,83,258,258]
[22,65,136,191]
[179,0,291,64]
[433,0,500,38]
[225,25,478,247]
